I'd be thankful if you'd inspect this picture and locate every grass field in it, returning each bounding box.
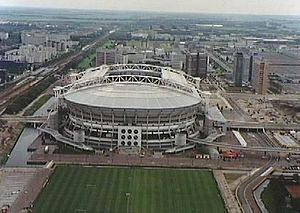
[23,94,52,116]
[33,166,226,213]
[77,40,114,70]
[78,52,96,70]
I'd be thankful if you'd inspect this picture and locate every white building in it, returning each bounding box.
[4,45,57,63]
[131,32,148,40]
[154,33,173,40]
[21,32,70,45]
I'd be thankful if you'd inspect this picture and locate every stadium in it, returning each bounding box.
[53,64,206,151]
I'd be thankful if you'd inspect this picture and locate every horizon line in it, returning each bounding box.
[1,5,300,17]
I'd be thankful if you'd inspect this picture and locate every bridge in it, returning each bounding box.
[223,121,300,131]
[207,52,233,73]
[0,115,48,123]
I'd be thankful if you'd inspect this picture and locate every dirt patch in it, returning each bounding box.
[223,173,243,184]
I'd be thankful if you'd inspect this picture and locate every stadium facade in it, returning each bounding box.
[53,64,206,151]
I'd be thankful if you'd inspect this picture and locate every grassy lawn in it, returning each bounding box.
[33,166,225,213]
[78,52,96,70]
[77,40,114,70]
[23,94,52,116]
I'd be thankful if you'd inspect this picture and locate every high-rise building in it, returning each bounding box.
[253,60,270,95]
[185,52,207,78]
[96,49,116,66]
[248,55,254,82]
[233,52,244,87]
[170,52,185,70]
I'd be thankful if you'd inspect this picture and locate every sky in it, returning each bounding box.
[1,0,300,15]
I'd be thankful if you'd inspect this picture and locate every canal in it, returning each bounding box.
[5,97,55,167]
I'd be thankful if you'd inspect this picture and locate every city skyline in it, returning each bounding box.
[1,0,300,15]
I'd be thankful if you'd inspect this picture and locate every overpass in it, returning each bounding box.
[207,52,233,73]
[0,115,48,123]
[187,137,300,154]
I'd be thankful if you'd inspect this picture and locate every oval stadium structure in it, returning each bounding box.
[54,64,206,151]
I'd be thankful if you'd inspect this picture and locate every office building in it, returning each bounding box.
[96,49,116,66]
[233,52,244,87]
[253,60,270,95]
[185,52,208,78]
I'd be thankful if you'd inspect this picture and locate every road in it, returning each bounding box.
[222,92,300,102]
[207,52,233,73]
[224,94,254,122]
[0,115,47,123]
[224,120,300,131]
[236,156,276,213]
[187,137,300,154]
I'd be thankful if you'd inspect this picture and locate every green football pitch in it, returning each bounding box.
[33,166,226,213]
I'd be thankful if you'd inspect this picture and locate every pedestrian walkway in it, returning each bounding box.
[213,170,242,213]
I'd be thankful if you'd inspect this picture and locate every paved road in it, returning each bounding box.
[0,115,47,123]
[236,156,276,213]
[29,152,270,170]
[224,120,300,131]
[207,52,233,73]
[223,92,300,101]
[188,138,300,154]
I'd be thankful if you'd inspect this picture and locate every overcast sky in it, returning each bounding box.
[1,0,300,15]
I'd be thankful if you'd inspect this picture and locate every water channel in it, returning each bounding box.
[5,97,55,167]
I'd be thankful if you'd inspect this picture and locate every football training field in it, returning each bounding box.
[33,166,226,213]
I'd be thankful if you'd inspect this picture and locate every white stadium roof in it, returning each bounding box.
[64,83,201,110]
[60,64,204,110]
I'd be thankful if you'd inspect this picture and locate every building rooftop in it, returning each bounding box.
[64,83,201,110]
[207,106,227,123]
